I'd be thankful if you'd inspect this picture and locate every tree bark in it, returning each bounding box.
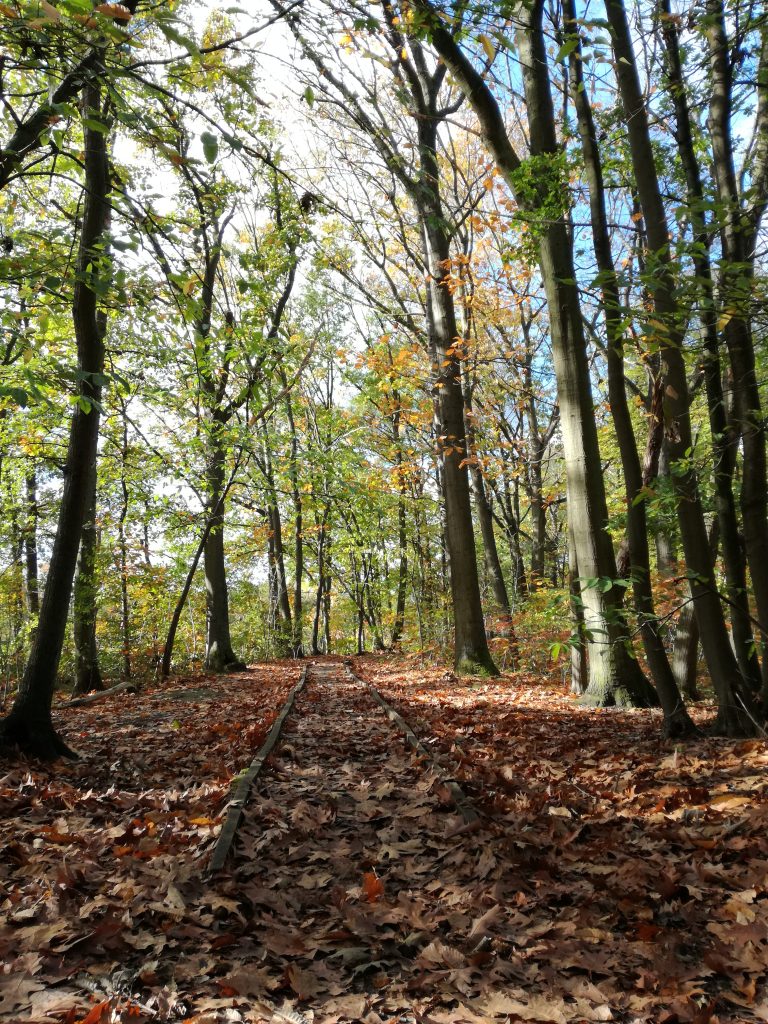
[658,2,761,692]
[204,436,244,671]
[24,469,39,618]
[72,465,104,696]
[282,381,304,657]
[118,409,131,679]
[462,382,511,615]
[568,523,588,695]
[0,80,110,758]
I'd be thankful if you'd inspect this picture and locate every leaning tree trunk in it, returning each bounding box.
[72,466,104,696]
[605,0,759,734]
[0,80,110,758]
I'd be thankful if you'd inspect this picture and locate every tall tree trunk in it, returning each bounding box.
[705,0,768,695]
[463,384,511,614]
[204,436,244,671]
[24,469,39,618]
[72,466,103,696]
[606,0,759,733]
[654,442,677,577]
[418,131,497,675]
[568,523,588,695]
[311,513,328,655]
[0,80,110,758]
[565,0,692,735]
[673,523,720,702]
[259,418,292,654]
[118,407,131,679]
[424,2,652,703]
[283,384,304,657]
[659,3,761,691]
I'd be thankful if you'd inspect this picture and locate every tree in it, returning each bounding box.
[0,81,111,758]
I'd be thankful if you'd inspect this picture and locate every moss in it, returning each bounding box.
[455,657,500,679]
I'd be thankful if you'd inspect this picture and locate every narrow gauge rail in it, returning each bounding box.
[208,660,478,871]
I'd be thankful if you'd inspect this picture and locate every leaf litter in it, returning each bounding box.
[0,654,766,1024]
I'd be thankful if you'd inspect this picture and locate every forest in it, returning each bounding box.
[0,0,767,1021]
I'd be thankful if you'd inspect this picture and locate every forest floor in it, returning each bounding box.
[0,656,767,1024]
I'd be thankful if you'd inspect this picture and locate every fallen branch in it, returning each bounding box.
[63,680,137,708]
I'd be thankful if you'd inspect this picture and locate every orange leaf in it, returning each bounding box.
[77,1001,112,1024]
[95,2,132,18]
[362,871,384,903]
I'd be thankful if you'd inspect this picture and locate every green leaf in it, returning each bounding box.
[159,23,199,55]
[82,118,109,133]
[201,131,218,164]
[0,385,28,407]
[555,38,579,63]
[303,85,315,108]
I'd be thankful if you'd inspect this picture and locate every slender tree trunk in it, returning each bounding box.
[568,524,588,695]
[659,3,761,692]
[654,442,677,577]
[393,485,408,646]
[24,469,39,618]
[283,386,304,657]
[323,540,332,653]
[204,437,244,671]
[565,0,692,735]
[672,521,721,701]
[311,514,327,655]
[118,408,131,679]
[0,80,110,758]
[606,0,759,733]
[463,385,511,614]
[418,140,497,674]
[705,0,768,696]
[161,524,211,678]
[72,467,103,696]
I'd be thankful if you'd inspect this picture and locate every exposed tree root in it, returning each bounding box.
[0,714,79,761]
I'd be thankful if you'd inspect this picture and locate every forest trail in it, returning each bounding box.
[2,657,768,1023]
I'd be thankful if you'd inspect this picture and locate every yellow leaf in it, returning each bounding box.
[479,33,496,62]
[182,277,198,296]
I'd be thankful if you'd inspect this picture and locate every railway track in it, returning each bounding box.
[206,659,511,1020]
[210,659,479,872]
